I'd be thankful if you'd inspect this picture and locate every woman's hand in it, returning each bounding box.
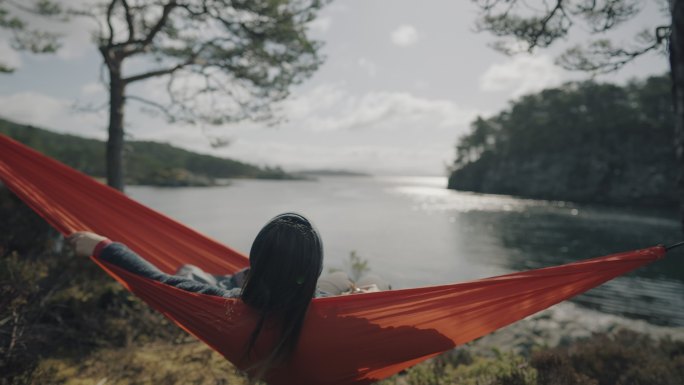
[67,231,108,257]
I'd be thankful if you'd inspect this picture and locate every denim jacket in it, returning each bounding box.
[98,242,329,298]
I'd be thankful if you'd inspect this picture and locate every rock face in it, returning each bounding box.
[448,76,678,208]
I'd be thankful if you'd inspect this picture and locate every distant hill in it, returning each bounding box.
[447,75,677,207]
[0,118,295,186]
[293,169,371,177]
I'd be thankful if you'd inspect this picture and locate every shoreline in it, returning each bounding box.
[467,301,684,356]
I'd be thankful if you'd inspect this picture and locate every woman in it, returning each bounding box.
[69,212,325,378]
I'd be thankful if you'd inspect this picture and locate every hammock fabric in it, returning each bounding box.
[0,134,668,385]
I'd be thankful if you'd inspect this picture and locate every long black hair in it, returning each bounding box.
[240,212,323,377]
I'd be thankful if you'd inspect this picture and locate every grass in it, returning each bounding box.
[17,330,684,385]
[31,341,243,385]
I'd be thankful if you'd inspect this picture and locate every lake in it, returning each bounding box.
[128,176,684,326]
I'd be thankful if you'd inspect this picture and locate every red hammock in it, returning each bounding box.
[0,134,668,385]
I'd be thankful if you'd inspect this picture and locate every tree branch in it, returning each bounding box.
[67,8,106,41]
[656,25,671,44]
[127,94,178,121]
[177,2,209,17]
[5,0,60,15]
[528,0,566,51]
[122,61,191,84]
[121,0,135,42]
[123,36,226,84]
[122,0,178,57]
[105,0,116,47]
[557,37,663,74]
[142,1,177,45]
[73,100,109,113]
[475,0,572,53]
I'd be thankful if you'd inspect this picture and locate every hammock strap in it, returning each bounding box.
[665,241,684,251]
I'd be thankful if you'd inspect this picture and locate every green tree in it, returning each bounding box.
[473,0,684,229]
[449,75,676,206]
[0,0,62,73]
[64,0,326,191]
[453,116,498,168]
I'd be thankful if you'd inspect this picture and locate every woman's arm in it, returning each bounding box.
[68,232,239,297]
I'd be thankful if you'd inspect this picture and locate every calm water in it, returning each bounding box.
[128,176,684,326]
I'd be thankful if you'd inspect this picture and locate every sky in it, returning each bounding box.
[0,0,671,176]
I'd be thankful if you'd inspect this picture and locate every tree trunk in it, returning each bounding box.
[107,62,126,192]
[671,0,684,234]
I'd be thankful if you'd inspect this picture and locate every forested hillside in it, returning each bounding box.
[448,75,677,207]
[0,118,293,186]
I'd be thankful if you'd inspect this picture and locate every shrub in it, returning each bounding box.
[531,330,684,385]
[0,187,183,384]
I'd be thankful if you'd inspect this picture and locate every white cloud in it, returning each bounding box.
[80,82,105,96]
[282,85,476,132]
[54,16,98,60]
[357,57,377,77]
[147,85,480,175]
[277,83,346,122]
[0,39,22,70]
[391,25,419,47]
[0,85,479,175]
[479,55,564,97]
[218,141,452,175]
[307,16,332,33]
[0,2,98,67]
[11,0,100,61]
[0,92,105,138]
